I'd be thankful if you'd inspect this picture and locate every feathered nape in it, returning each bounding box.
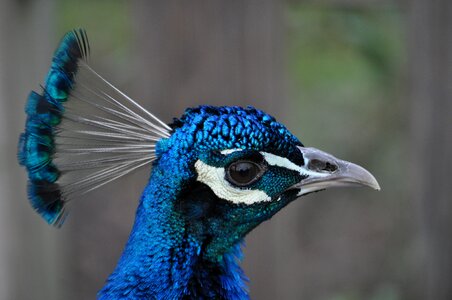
[18,29,171,226]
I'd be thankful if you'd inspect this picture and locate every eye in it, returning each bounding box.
[226,160,264,187]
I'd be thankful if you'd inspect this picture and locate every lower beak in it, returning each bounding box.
[292,146,380,196]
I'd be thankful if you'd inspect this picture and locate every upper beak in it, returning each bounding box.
[292,146,380,196]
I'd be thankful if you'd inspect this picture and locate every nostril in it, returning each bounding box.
[324,162,338,172]
[309,159,337,172]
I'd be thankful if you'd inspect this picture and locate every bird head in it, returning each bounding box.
[19,30,379,265]
[19,30,380,297]
[149,106,379,261]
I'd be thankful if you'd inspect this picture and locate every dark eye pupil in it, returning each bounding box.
[228,161,260,185]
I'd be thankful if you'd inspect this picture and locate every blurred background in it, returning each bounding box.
[0,0,450,299]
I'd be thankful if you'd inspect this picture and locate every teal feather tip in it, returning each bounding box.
[18,29,89,226]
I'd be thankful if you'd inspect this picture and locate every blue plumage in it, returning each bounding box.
[18,30,380,299]
[25,91,62,125]
[18,29,88,226]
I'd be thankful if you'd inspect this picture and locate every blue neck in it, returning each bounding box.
[98,182,249,299]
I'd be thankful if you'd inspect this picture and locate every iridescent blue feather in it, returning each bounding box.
[18,29,87,226]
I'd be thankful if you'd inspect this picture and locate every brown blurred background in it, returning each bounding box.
[0,0,451,299]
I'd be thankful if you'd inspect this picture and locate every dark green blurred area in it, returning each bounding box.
[287,4,405,149]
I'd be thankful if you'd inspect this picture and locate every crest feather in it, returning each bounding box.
[18,29,170,226]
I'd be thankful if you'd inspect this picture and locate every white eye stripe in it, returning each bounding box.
[260,152,328,178]
[220,149,243,155]
[194,159,271,205]
[260,152,299,171]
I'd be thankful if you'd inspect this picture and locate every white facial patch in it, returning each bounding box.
[194,159,271,205]
[195,150,332,205]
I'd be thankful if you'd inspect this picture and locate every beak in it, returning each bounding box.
[292,146,380,196]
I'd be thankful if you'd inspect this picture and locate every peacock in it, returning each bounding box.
[18,29,380,299]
